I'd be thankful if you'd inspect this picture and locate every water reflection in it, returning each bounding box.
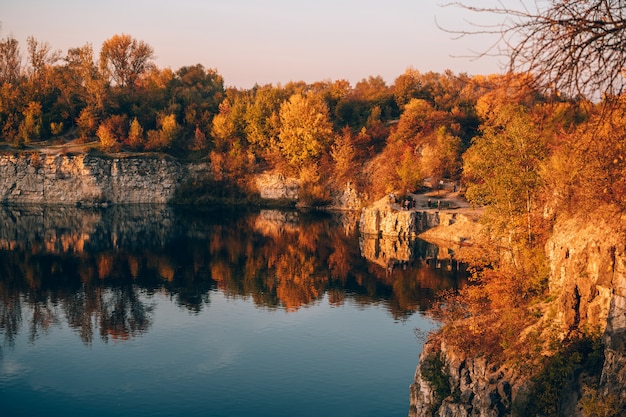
[0,205,466,346]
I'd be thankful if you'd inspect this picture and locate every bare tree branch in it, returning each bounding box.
[441,0,626,99]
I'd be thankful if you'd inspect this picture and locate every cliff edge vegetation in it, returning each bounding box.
[408,98,626,417]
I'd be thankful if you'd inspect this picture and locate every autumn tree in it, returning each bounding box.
[26,36,60,81]
[0,33,22,143]
[335,75,397,130]
[543,99,626,213]
[278,92,334,165]
[0,33,21,84]
[100,34,155,88]
[393,67,423,109]
[244,84,285,151]
[396,146,422,193]
[314,79,351,126]
[330,127,357,182]
[76,107,99,140]
[64,43,106,117]
[420,126,463,185]
[127,117,144,149]
[211,94,247,152]
[392,98,435,143]
[146,113,180,150]
[97,114,128,151]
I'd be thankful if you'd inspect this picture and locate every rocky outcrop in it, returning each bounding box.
[546,212,626,412]
[360,205,441,238]
[254,173,365,210]
[0,152,207,205]
[255,173,300,201]
[409,339,518,417]
[328,181,365,211]
[0,153,368,209]
[409,209,626,417]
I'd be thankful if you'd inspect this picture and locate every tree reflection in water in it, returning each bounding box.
[0,205,466,346]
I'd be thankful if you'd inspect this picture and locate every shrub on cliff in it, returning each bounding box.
[420,351,452,411]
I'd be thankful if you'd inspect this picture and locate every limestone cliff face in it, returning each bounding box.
[254,172,366,210]
[0,153,201,205]
[545,212,626,411]
[255,173,300,201]
[360,205,441,238]
[328,181,365,211]
[0,153,369,209]
[408,210,626,417]
[409,339,518,417]
[358,203,479,278]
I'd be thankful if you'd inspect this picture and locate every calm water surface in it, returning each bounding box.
[0,205,466,417]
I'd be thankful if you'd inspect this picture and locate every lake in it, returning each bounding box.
[0,205,466,417]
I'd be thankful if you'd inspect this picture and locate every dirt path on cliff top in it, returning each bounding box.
[374,189,480,217]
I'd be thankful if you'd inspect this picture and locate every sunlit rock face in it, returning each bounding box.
[546,213,626,410]
[359,204,442,269]
[359,205,440,238]
[409,210,626,417]
[254,173,300,201]
[0,153,203,205]
[0,153,364,209]
[328,181,364,211]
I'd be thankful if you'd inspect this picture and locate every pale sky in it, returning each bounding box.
[3,0,504,88]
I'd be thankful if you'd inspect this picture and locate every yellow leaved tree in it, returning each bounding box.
[278,92,334,166]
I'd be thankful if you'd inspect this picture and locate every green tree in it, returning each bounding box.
[278,92,334,165]
[396,146,422,193]
[463,105,548,245]
[19,101,42,145]
[169,64,224,133]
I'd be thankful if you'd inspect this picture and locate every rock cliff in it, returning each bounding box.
[0,152,201,205]
[0,152,368,209]
[255,173,300,201]
[546,212,626,413]
[360,204,441,238]
[254,171,366,210]
[408,209,626,417]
